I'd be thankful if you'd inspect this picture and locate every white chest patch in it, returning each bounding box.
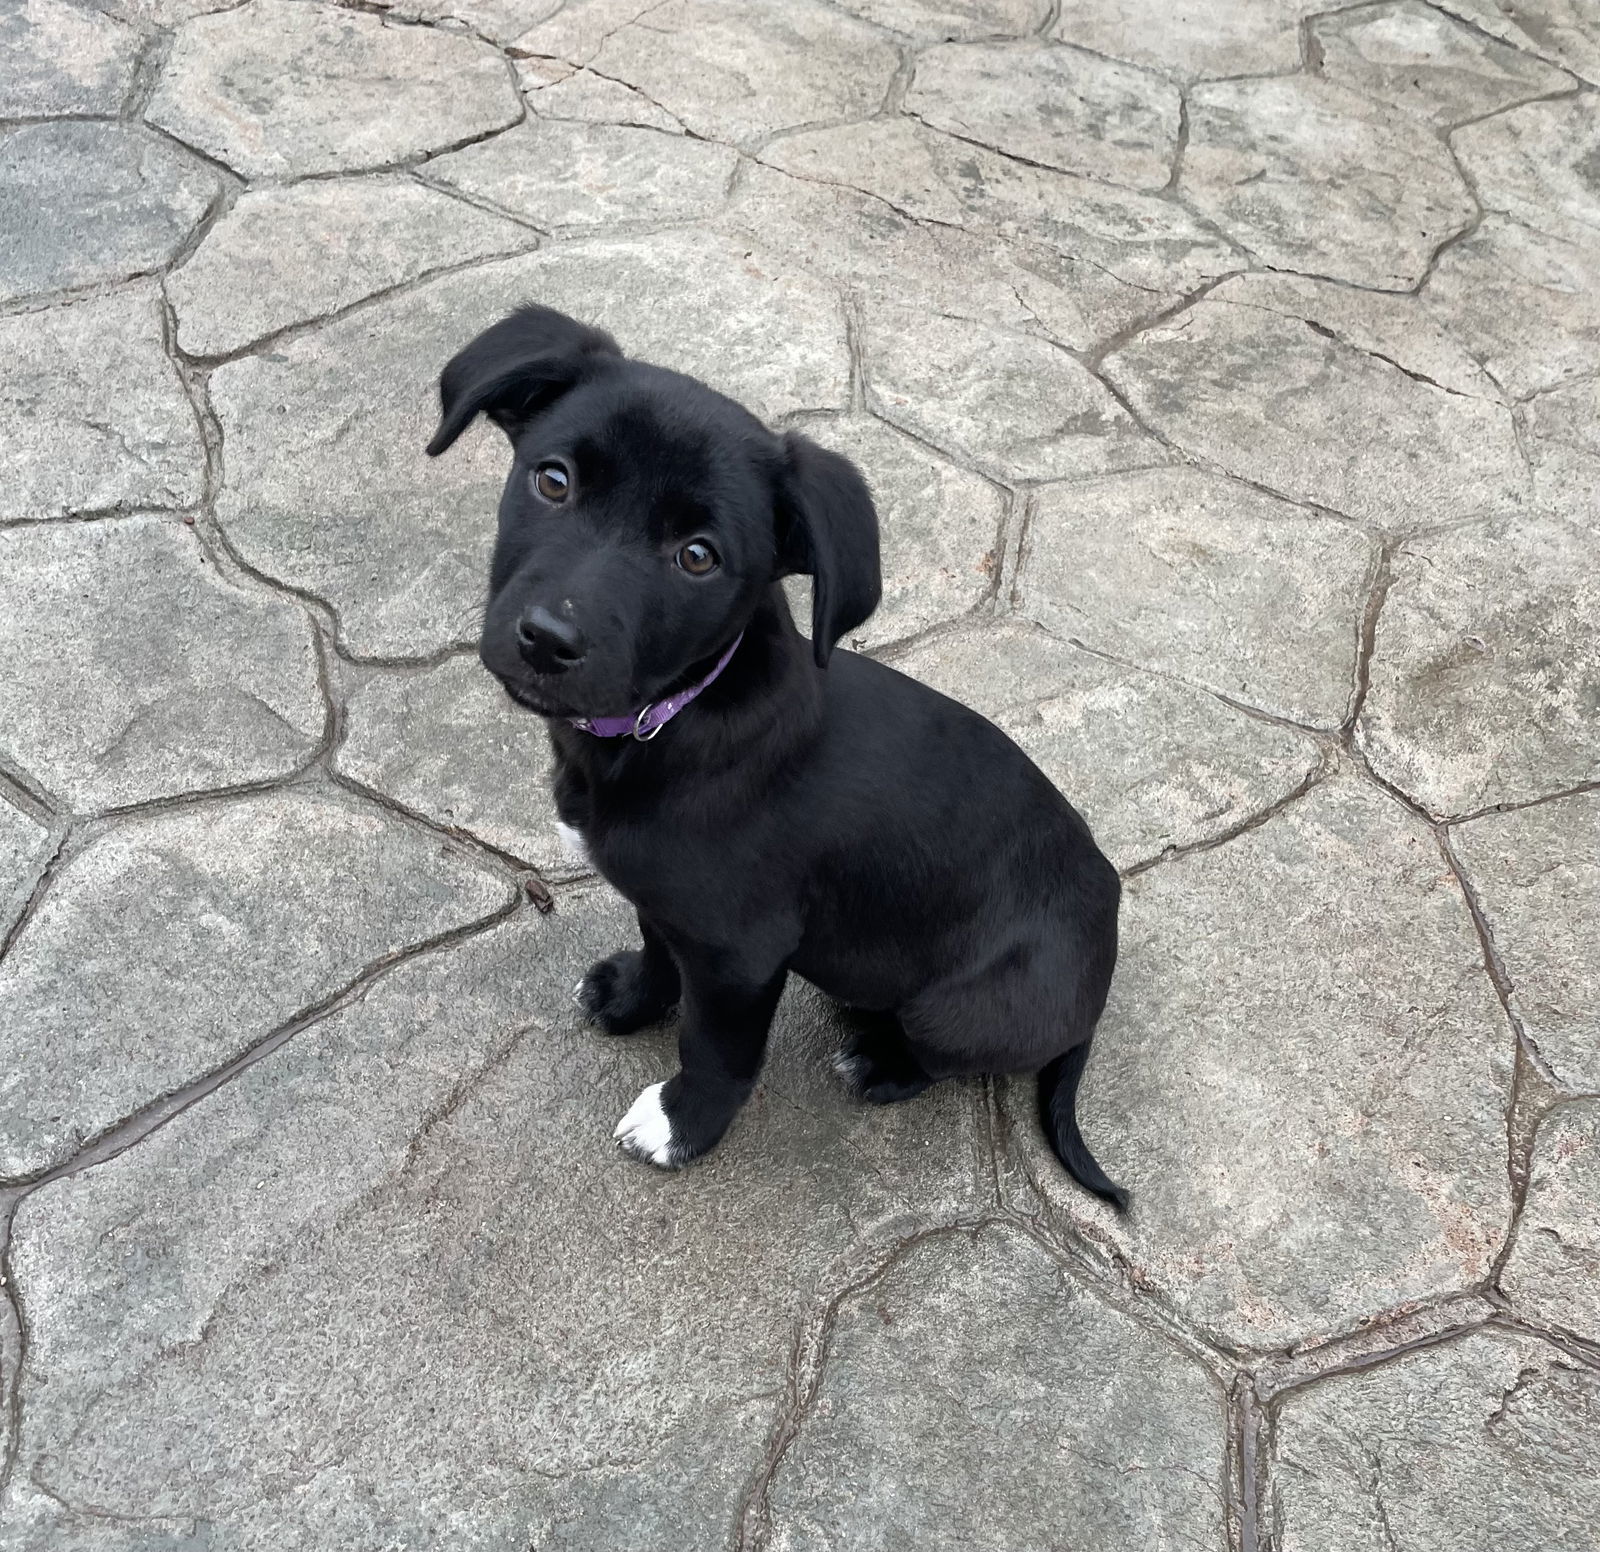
[555,819,592,869]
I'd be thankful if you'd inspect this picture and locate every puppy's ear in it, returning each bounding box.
[776,431,881,667]
[425,304,621,457]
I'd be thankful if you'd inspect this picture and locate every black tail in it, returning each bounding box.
[1037,1041,1129,1214]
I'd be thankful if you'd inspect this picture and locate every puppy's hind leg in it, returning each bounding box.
[1038,1039,1129,1214]
[831,1010,935,1106]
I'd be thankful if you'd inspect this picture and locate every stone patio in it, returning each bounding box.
[1,0,1597,1546]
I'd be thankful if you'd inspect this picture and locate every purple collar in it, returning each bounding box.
[569,632,744,740]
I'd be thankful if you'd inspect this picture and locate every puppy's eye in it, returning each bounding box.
[676,540,720,576]
[531,462,570,503]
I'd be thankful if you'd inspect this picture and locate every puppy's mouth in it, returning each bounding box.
[496,674,638,723]
[498,677,578,719]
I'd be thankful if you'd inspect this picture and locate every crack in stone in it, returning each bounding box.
[1483,1361,1544,1430]
[1436,822,1561,1092]
[1120,759,1330,880]
[515,53,696,138]
[1253,1296,1495,1406]
[1165,88,1190,195]
[1298,317,1481,401]
[1450,778,1600,828]
[325,763,552,881]
[750,149,970,234]
[1232,1376,1264,1552]
[1481,1306,1600,1369]
[168,222,541,372]
[1343,534,1397,736]
[0,827,73,963]
[0,1202,26,1508]
[120,29,174,124]
[0,759,58,826]
[901,108,1177,201]
[1085,268,1248,369]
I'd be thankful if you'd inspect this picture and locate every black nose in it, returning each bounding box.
[516,605,588,673]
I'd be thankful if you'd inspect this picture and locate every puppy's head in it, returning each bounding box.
[427,305,880,722]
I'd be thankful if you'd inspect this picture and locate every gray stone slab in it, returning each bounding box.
[1182,76,1474,288]
[0,516,323,812]
[0,787,513,1180]
[1523,375,1600,523]
[1435,0,1600,86]
[1053,0,1318,81]
[1103,274,1528,528]
[1313,0,1574,125]
[425,119,737,232]
[1003,773,1514,1352]
[1500,1099,1600,1339]
[513,0,900,149]
[1359,515,1600,818]
[0,120,216,305]
[0,0,141,116]
[5,895,983,1546]
[170,175,533,358]
[765,1225,1227,1552]
[0,283,203,521]
[0,120,211,295]
[517,57,688,132]
[893,622,1323,871]
[1424,95,1600,399]
[796,416,1006,650]
[336,654,569,874]
[721,160,1095,349]
[757,118,1240,352]
[1424,218,1600,403]
[904,40,1181,190]
[147,0,521,179]
[1018,466,1376,729]
[1454,93,1600,246]
[1269,1330,1600,1551]
[833,0,1047,40]
[0,794,51,935]
[212,233,846,657]
[1450,794,1600,1093]
[862,303,1162,482]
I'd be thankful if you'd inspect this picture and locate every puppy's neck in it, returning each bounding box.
[548,586,823,787]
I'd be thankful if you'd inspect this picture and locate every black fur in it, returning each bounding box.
[428,304,1127,1210]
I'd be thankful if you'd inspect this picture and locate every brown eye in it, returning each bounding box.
[675,537,720,576]
[676,540,719,576]
[531,462,570,502]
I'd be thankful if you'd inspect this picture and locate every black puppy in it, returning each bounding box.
[427,305,1127,1209]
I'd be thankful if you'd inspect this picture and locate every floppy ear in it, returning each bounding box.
[425,304,621,457]
[776,431,882,667]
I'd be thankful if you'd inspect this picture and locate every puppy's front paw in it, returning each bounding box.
[613,1082,683,1169]
[576,950,678,1036]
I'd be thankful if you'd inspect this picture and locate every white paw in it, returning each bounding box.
[831,1050,869,1090]
[614,1081,680,1168]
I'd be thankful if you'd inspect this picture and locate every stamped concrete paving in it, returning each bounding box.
[0,2,1594,1548]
